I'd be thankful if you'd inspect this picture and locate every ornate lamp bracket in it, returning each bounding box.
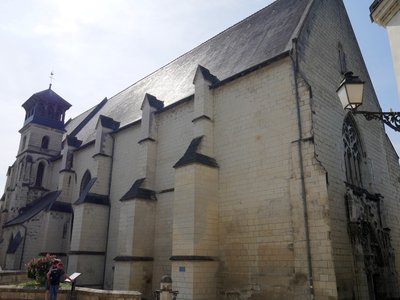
[354,111,400,132]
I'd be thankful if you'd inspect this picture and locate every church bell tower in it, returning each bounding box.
[10,86,71,217]
[0,85,72,269]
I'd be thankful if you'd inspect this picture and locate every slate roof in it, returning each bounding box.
[65,97,108,138]
[174,136,219,169]
[120,178,156,201]
[7,231,23,254]
[3,191,65,227]
[23,88,71,111]
[66,0,312,144]
[370,0,383,13]
[75,177,110,205]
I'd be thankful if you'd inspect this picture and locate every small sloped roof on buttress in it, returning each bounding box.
[3,191,72,227]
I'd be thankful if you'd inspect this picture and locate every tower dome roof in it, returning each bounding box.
[22,88,71,111]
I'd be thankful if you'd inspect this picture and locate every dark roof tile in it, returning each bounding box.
[7,231,23,254]
[174,136,219,168]
[22,88,71,111]
[120,178,156,201]
[74,178,110,206]
[4,191,61,227]
[99,115,120,131]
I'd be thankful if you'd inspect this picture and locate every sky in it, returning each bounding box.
[0,0,398,190]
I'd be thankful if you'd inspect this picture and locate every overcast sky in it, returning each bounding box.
[0,0,398,190]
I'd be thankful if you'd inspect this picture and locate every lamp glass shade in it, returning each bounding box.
[337,72,365,110]
[337,84,350,109]
[345,82,364,109]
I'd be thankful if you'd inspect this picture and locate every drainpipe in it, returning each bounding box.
[19,224,27,269]
[102,133,115,288]
[290,38,315,300]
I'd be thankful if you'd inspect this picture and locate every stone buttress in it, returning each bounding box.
[113,94,163,298]
[68,115,119,287]
[171,66,220,300]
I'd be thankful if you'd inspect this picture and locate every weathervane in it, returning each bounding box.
[49,71,54,89]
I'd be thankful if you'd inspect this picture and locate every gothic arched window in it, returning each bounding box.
[343,115,363,187]
[80,170,92,196]
[41,136,49,149]
[35,162,45,187]
[21,136,27,150]
[18,161,24,180]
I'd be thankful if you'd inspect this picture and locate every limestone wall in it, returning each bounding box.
[48,159,62,191]
[297,0,400,298]
[0,286,141,300]
[19,123,64,154]
[213,58,310,299]
[104,101,194,291]
[21,216,45,268]
[0,271,27,284]
[104,124,141,289]
[71,145,96,201]
[42,211,72,254]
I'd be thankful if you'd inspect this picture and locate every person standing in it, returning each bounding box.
[45,259,60,300]
[47,261,73,300]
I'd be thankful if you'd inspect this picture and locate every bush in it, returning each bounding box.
[26,254,56,285]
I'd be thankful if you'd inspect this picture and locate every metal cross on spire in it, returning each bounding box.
[49,71,54,89]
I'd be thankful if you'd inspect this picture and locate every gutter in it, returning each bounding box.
[290,38,315,300]
[212,51,291,89]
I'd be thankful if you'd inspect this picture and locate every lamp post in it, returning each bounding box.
[337,71,400,132]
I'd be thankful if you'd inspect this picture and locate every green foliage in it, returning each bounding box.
[17,280,71,289]
[26,254,56,285]
[17,279,39,287]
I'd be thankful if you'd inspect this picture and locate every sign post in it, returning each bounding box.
[65,272,81,300]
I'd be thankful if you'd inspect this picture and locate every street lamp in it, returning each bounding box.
[337,71,400,132]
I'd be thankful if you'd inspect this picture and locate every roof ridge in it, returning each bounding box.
[285,0,315,50]
[69,97,108,137]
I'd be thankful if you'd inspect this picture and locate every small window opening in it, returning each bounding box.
[80,170,92,196]
[35,162,45,187]
[41,136,49,149]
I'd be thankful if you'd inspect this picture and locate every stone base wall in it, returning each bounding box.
[0,286,141,300]
[0,271,27,285]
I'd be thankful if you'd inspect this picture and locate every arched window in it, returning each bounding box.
[18,161,24,180]
[21,136,27,151]
[41,136,49,149]
[343,115,363,187]
[80,170,92,196]
[35,162,45,187]
[55,110,62,121]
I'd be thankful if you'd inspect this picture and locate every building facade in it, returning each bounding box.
[370,0,400,100]
[1,0,400,299]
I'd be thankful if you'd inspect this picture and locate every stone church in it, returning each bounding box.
[1,0,400,299]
